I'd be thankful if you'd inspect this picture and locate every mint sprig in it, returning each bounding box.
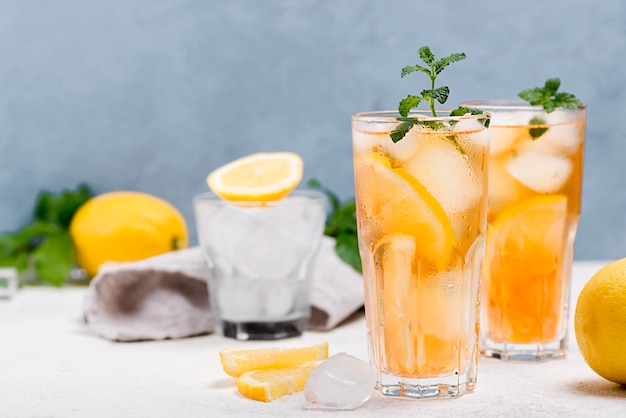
[308,179,361,273]
[391,46,483,143]
[518,77,582,113]
[0,184,92,286]
[518,77,583,139]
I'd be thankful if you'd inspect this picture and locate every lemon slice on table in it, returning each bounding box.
[236,361,320,402]
[219,341,328,378]
[355,151,456,268]
[207,152,303,201]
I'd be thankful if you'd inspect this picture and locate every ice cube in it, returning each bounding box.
[489,127,525,156]
[406,137,481,216]
[304,353,376,410]
[488,158,529,215]
[531,121,584,156]
[490,110,540,127]
[506,153,573,193]
[264,282,294,317]
[352,129,380,153]
[380,129,419,162]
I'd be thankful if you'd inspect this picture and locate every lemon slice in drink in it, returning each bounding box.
[237,361,320,402]
[355,151,456,268]
[484,194,568,342]
[219,341,328,378]
[207,152,303,201]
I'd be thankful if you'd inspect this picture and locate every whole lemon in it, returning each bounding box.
[69,191,188,277]
[574,258,626,385]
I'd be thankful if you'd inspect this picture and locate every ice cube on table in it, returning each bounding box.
[406,136,481,216]
[506,153,573,193]
[304,352,376,410]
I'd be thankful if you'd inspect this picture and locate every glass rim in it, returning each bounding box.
[459,98,587,112]
[351,109,491,122]
[193,189,328,207]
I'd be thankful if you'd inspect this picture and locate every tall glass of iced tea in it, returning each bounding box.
[351,110,490,399]
[460,99,586,361]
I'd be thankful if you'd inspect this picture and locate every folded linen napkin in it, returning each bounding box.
[83,236,364,342]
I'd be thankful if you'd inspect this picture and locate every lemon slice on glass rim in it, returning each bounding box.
[207,152,303,201]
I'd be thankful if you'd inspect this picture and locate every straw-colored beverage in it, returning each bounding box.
[461,100,586,361]
[351,110,490,398]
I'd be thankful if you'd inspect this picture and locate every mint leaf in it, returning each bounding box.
[518,77,583,113]
[554,92,583,109]
[392,46,469,144]
[398,95,422,117]
[1,184,92,286]
[390,119,418,142]
[0,252,29,272]
[335,231,361,273]
[33,231,75,287]
[545,77,561,94]
[421,86,450,104]
[35,184,92,228]
[518,88,545,106]
[0,221,60,257]
[433,52,466,75]
[418,46,435,65]
[529,116,548,139]
[401,64,430,78]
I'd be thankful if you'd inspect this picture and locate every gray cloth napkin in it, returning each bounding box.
[83,236,364,342]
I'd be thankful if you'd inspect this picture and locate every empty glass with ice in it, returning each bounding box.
[193,190,327,340]
[460,99,586,361]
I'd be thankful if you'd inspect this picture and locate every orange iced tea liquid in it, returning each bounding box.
[484,116,585,345]
[352,118,489,380]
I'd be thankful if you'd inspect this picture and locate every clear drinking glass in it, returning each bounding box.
[193,190,327,340]
[460,99,586,361]
[351,110,491,399]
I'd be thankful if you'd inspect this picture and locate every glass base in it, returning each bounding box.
[376,369,477,399]
[218,318,307,340]
[481,337,567,361]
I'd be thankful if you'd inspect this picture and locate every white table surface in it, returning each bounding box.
[1,261,625,418]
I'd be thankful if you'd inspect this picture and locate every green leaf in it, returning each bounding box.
[55,184,93,228]
[528,116,548,139]
[0,221,60,257]
[554,92,583,109]
[518,88,544,105]
[32,231,75,287]
[433,52,466,74]
[390,119,417,143]
[401,64,430,78]
[334,231,362,273]
[544,77,561,94]
[518,77,583,113]
[418,46,435,65]
[445,135,466,155]
[398,95,422,117]
[34,191,55,223]
[421,86,450,104]
[419,120,447,131]
[0,252,29,272]
[450,106,484,117]
[34,184,93,228]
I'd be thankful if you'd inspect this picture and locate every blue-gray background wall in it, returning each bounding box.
[1,0,624,260]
